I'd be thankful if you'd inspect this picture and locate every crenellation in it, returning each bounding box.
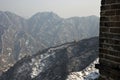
[99,0,120,76]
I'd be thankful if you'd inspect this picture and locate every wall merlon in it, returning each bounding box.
[97,0,120,79]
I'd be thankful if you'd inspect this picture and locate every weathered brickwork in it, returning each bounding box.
[98,0,120,79]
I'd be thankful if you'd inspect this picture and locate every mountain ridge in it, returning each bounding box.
[0,11,99,72]
[0,37,99,80]
[1,11,99,19]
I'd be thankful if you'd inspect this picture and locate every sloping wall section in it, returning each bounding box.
[98,0,120,79]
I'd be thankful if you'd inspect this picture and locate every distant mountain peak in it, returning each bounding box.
[4,11,26,20]
[30,12,61,20]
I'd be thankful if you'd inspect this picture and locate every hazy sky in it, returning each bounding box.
[0,0,101,18]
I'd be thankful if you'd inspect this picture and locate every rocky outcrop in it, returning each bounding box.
[0,37,99,80]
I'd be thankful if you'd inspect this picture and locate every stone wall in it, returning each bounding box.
[98,0,120,79]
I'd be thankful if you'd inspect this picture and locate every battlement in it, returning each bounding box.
[98,0,120,79]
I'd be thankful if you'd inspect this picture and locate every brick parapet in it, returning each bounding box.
[99,0,120,79]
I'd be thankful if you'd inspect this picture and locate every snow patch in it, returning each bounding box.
[66,58,99,80]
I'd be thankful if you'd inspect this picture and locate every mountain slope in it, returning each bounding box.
[0,37,99,80]
[0,11,99,72]
[28,13,99,47]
